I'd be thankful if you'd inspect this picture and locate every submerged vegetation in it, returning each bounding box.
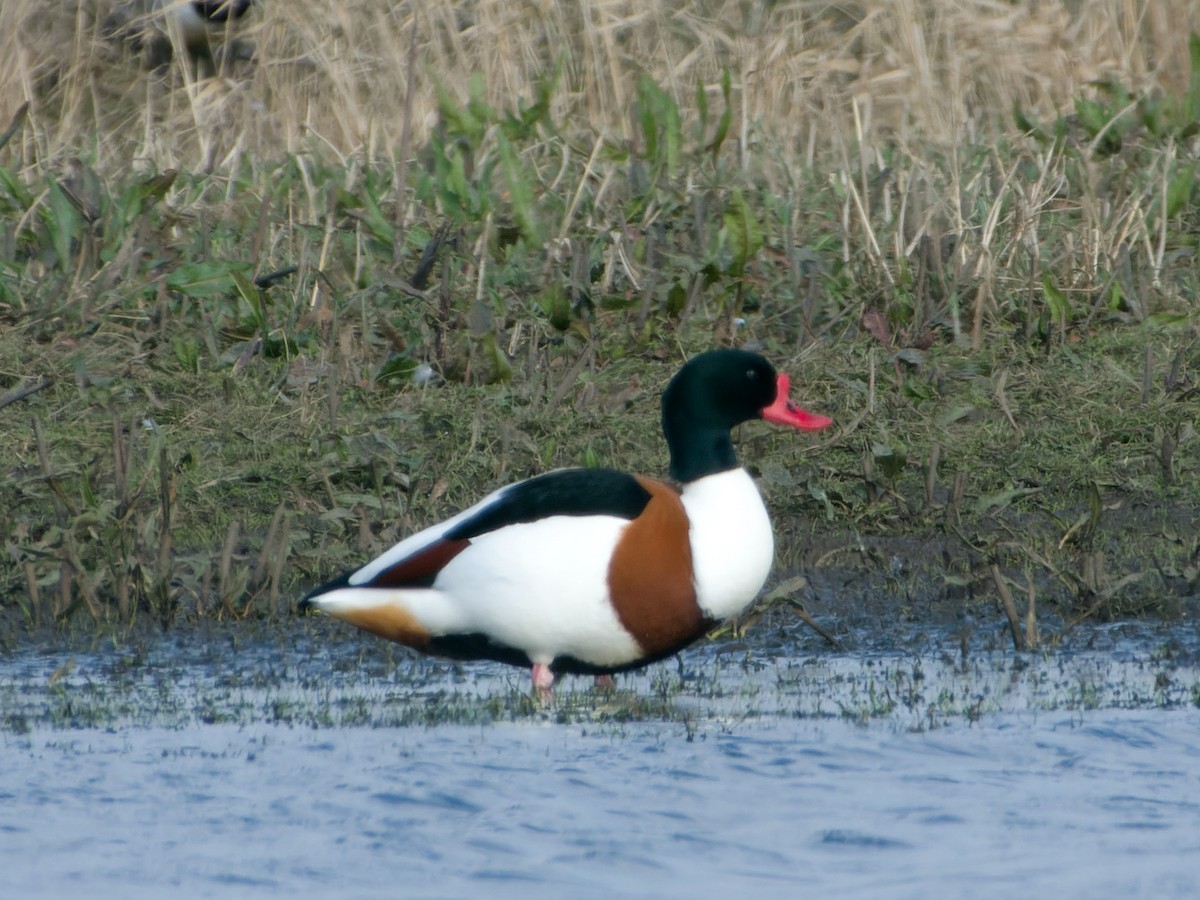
[0,1,1197,652]
[3,621,1199,733]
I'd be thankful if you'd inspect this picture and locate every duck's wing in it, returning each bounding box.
[304,468,653,597]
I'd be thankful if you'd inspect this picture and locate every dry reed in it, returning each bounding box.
[2,0,1196,174]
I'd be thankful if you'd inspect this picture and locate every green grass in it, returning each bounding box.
[0,9,1198,645]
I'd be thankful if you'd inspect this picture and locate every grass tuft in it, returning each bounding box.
[0,1,1197,643]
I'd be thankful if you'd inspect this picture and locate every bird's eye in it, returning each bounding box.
[746,368,758,380]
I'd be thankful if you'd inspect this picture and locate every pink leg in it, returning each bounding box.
[531,663,554,699]
[593,674,615,690]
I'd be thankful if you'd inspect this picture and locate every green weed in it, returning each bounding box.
[0,9,1197,649]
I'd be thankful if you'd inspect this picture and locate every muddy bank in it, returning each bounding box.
[776,495,1200,652]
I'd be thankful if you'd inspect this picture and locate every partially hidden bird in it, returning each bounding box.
[104,1,254,67]
[300,349,833,694]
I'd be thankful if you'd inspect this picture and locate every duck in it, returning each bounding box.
[299,349,832,694]
[104,1,254,68]
[169,1,253,51]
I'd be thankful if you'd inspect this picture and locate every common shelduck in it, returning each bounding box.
[300,349,832,694]
[105,1,253,66]
[169,1,253,50]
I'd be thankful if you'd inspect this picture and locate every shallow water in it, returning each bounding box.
[2,623,1199,898]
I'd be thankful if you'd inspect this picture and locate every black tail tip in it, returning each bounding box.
[298,570,353,615]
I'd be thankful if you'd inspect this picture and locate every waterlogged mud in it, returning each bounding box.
[2,611,1199,732]
[2,612,1200,898]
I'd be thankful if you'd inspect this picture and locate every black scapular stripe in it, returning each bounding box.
[444,468,652,541]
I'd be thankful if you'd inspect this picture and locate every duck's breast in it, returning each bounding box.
[680,468,774,620]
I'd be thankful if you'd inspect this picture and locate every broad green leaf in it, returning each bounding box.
[121,168,177,223]
[1165,163,1197,220]
[724,188,763,276]
[1108,282,1123,310]
[231,270,266,330]
[872,444,907,481]
[1075,98,1109,138]
[0,164,33,206]
[1041,271,1070,325]
[1140,97,1166,138]
[262,334,298,359]
[45,179,81,270]
[507,64,559,138]
[435,145,479,223]
[173,336,201,374]
[230,269,259,307]
[663,91,682,175]
[974,486,1041,515]
[635,74,681,175]
[435,81,485,146]
[666,282,687,316]
[636,74,660,164]
[466,73,494,134]
[359,187,395,244]
[937,404,980,427]
[893,347,927,367]
[1187,32,1200,123]
[1013,103,1039,134]
[497,131,539,244]
[376,354,419,385]
[166,261,247,298]
[807,481,834,521]
[481,333,513,383]
[539,282,572,331]
[708,68,733,161]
